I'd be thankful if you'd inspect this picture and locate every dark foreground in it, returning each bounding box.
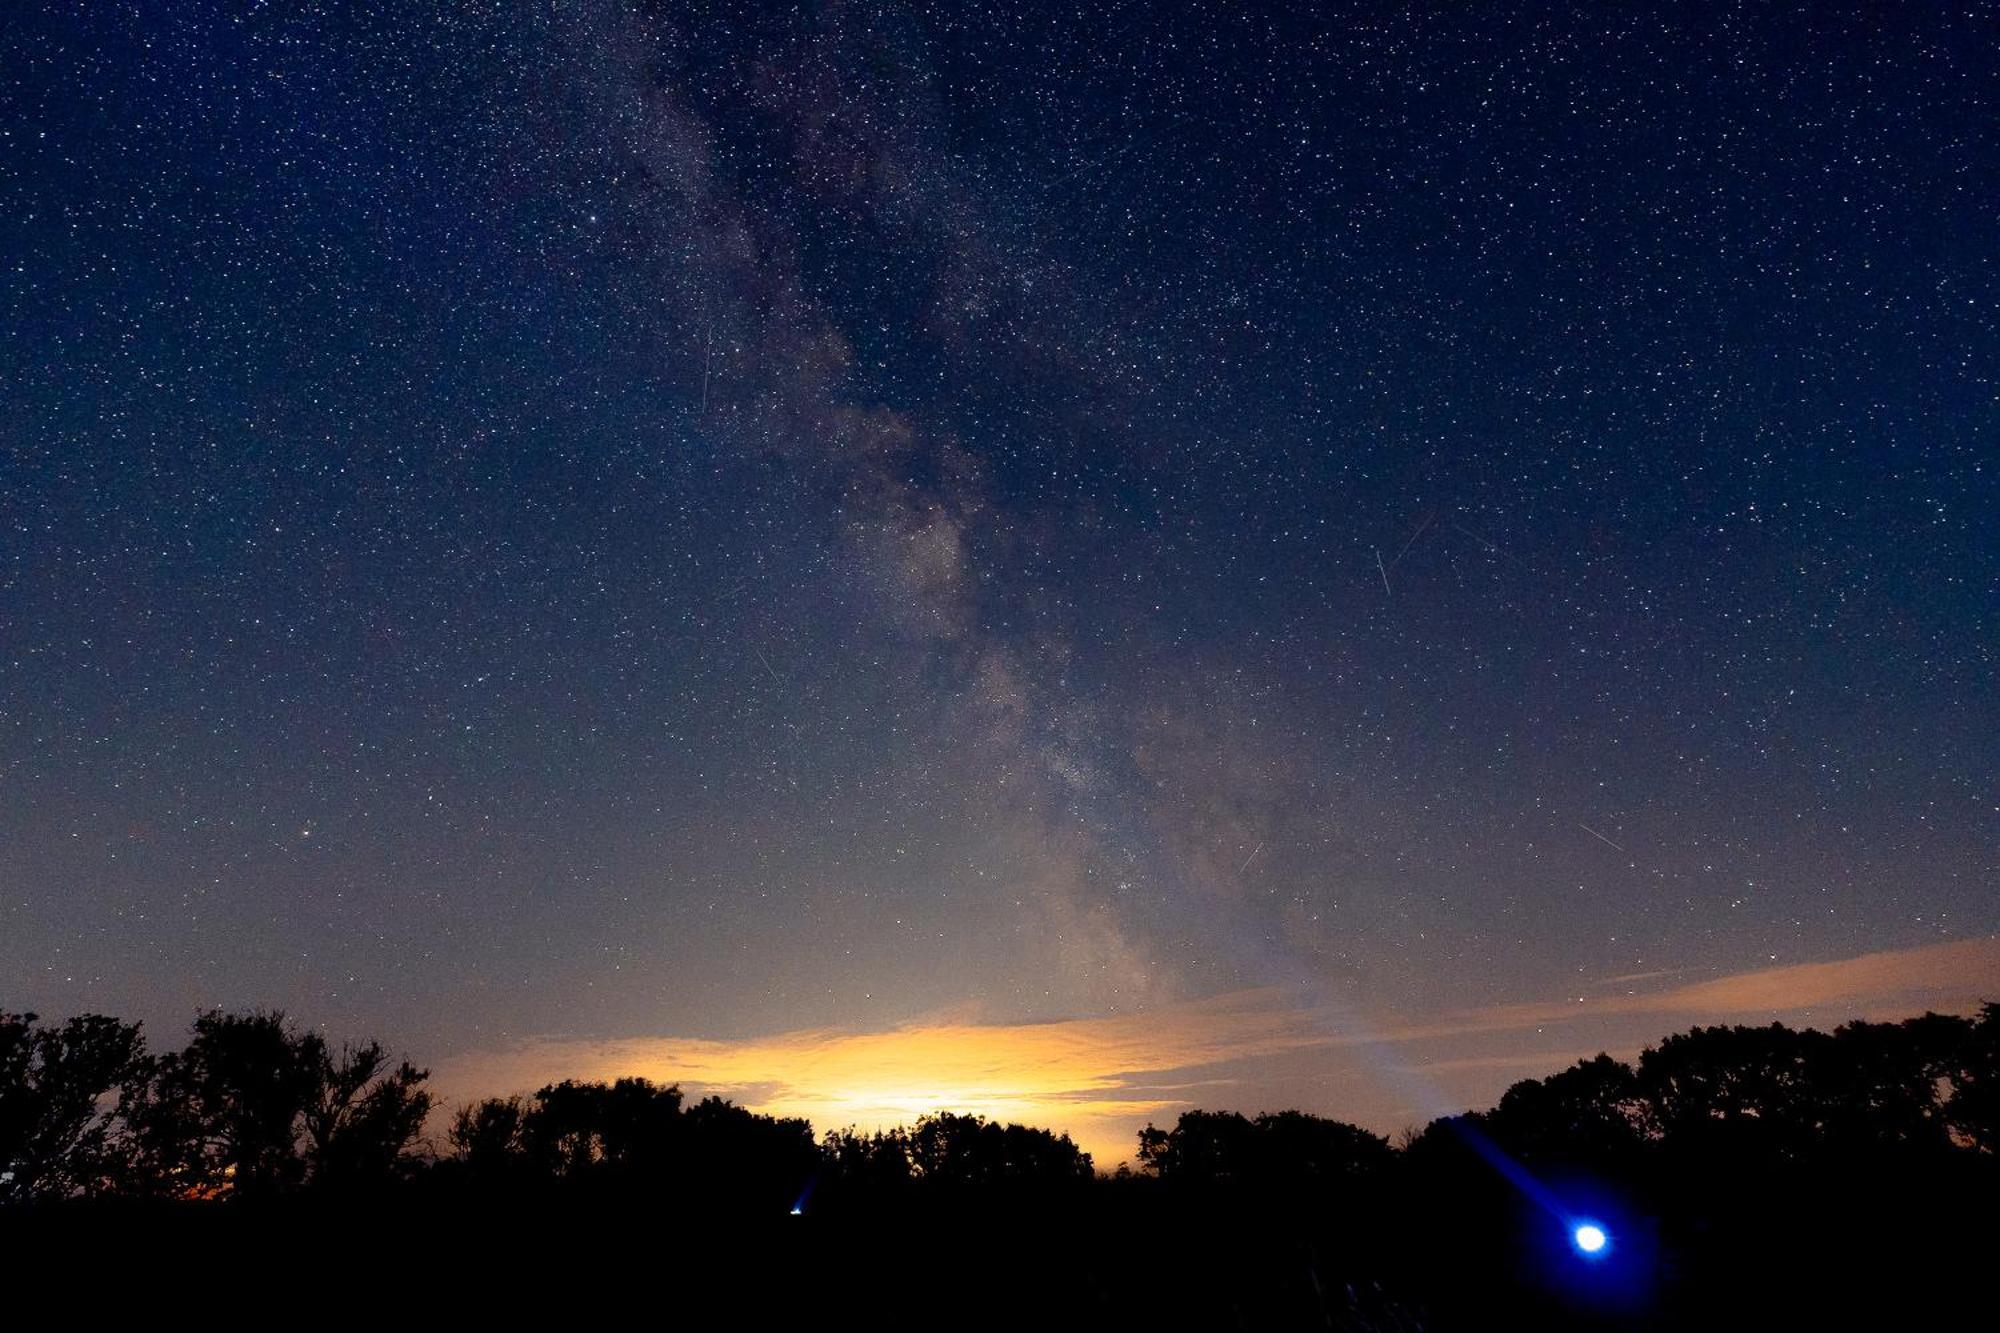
[10,1006,1997,1325]
[13,1157,1994,1330]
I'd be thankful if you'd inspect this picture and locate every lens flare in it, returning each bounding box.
[1572,1222,1609,1255]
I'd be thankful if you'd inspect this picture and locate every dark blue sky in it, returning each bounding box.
[2,2,1994,1124]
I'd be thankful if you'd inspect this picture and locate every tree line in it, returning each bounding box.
[4,1004,1996,1209]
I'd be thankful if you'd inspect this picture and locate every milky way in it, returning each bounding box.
[3,3,1994,1140]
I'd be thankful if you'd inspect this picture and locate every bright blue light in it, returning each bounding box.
[1572,1223,1608,1256]
[789,1205,803,1216]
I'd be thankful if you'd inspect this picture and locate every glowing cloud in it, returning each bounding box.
[1429,935,2000,1039]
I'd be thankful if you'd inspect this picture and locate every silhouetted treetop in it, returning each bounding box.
[1136,1109,1391,1187]
[904,1111,1094,1185]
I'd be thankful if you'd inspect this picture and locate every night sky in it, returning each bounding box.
[4,2,1995,1160]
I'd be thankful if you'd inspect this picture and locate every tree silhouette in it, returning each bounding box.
[903,1112,1093,1185]
[442,1078,817,1212]
[1483,1053,1652,1165]
[515,1079,604,1177]
[117,1011,312,1197]
[0,1011,146,1201]
[299,1036,432,1186]
[1254,1109,1396,1182]
[683,1094,820,1209]
[1138,1109,1259,1181]
[823,1124,915,1188]
[1621,1014,1992,1164]
[1137,1109,1390,1188]
[448,1095,529,1173]
[1818,1013,1964,1153]
[116,1010,430,1197]
[594,1077,686,1171]
[1951,1003,2000,1152]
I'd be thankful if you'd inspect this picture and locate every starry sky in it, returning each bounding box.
[3,2,1996,1159]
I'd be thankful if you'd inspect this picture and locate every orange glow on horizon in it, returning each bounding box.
[434,936,1998,1166]
[434,988,1331,1164]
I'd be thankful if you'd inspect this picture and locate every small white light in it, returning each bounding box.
[1573,1223,1607,1254]
[789,1205,803,1216]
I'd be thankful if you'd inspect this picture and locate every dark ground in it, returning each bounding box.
[13,1157,1994,1330]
